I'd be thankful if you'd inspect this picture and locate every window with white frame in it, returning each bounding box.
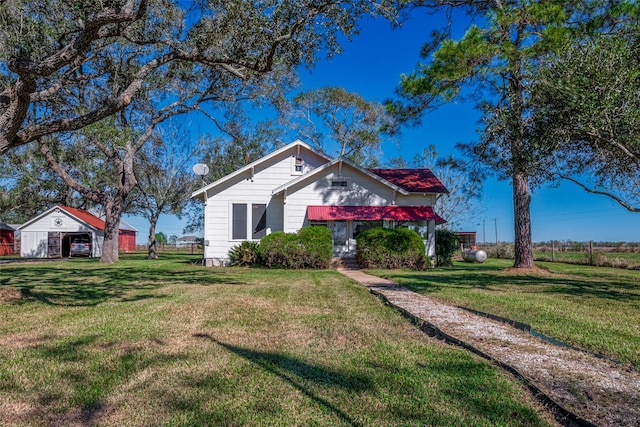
[252,204,267,239]
[291,156,304,175]
[232,203,267,240]
[232,204,247,240]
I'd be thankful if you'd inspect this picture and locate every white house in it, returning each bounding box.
[191,140,448,266]
[176,235,200,248]
[18,206,138,258]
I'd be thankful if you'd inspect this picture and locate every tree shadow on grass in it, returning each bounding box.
[0,263,246,306]
[11,334,188,426]
[193,333,372,427]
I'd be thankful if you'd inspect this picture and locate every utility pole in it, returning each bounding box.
[494,218,498,244]
[483,219,486,244]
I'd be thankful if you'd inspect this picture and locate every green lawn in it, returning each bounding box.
[0,254,553,426]
[368,259,640,368]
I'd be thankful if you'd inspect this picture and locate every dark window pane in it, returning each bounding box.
[232,204,247,240]
[252,204,267,239]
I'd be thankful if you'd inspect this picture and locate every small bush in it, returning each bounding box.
[435,229,458,267]
[357,227,427,270]
[258,227,332,269]
[258,232,302,268]
[229,241,261,266]
[297,226,333,268]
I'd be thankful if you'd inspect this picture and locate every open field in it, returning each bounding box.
[0,254,553,426]
[369,259,640,368]
[534,250,640,268]
[478,243,640,269]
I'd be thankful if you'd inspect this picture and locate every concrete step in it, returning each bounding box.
[332,257,359,270]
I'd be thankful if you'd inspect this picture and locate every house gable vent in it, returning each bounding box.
[331,179,349,189]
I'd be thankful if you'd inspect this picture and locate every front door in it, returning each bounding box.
[332,221,348,256]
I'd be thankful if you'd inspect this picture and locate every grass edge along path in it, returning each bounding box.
[339,267,640,427]
[0,255,557,426]
[367,259,640,369]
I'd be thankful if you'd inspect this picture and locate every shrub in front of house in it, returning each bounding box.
[297,226,333,268]
[258,231,300,268]
[229,241,261,266]
[356,227,427,270]
[257,226,332,269]
[435,229,458,267]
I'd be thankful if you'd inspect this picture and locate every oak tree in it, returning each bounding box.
[1,0,401,262]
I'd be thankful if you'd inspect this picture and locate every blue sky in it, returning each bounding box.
[126,9,639,244]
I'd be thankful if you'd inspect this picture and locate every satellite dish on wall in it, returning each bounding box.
[192,163,210,177]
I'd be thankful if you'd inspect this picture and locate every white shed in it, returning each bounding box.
[18,206,106,258]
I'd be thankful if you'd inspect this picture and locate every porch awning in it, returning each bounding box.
[307,206,446,224]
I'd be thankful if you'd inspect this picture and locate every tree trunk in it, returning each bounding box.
[147,215,159,259]
[512,171,534,268]
[100,200,124,263]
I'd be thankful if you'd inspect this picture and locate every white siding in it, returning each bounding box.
[202,146,327,264]
[19,209,102,258]
[23,210,95,233]
[284,163,395,233]
[200,142,443,265]
[397,193,437,206]
[93,233,104,258]
[20,231,48,258]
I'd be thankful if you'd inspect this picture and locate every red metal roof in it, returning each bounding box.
[368,169,449,194]
[307,206,446,224]
[60,206,106,230]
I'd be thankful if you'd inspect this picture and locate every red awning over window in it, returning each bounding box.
[307,206,446,224]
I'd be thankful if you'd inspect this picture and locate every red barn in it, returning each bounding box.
[0,221,15,255]
[117,219,138,252]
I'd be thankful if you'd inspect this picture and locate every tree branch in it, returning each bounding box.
[10,52,178,153]
[560,175,640,212]
[38,139,104,205]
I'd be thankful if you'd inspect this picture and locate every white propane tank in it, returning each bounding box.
[462,249,487,263]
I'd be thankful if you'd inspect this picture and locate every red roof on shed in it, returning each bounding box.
[307,206,446,224]
[368,169,449,194]
[60,206,106,229]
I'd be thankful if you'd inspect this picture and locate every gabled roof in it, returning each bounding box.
[191,139,332,200]
[369,169,449,194]
[18,206,103,231]
[17,206,135,233]
[0,221,14,231]
[272,157,410,196]
[99,214,138,232]
[177,235,199,242]
[61,206,106,229]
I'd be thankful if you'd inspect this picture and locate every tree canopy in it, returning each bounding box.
[0,0,400,155]
[0,0,403,263]
[531,33,640,212]
[392,0,638,268]
[286,86,394,166]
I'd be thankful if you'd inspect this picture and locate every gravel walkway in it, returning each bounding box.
[337,268,640,427]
